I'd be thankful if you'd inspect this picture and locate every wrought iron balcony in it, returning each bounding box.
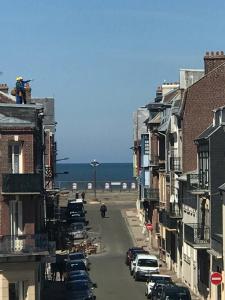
[187,173,209,192]
[144,188,159,202]
[159,210,178,230]
[169,203,182,219]
[170,157,182,172]
[184,223,210,248]
[0,234,49,256]
[2,173,43,194]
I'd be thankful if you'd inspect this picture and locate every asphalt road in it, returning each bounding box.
[86,202,147,300]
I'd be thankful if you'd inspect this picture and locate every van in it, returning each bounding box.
[67,201,87,224]
[131,254,159,281]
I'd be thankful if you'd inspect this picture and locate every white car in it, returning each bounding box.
[145,274,173,299]
[132,254,159,281]
[67,222,88,240]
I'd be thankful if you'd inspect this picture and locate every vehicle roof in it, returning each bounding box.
[68,200,83,204]
[69,252,85,256]
[135,254,158,259]
[150,274,172,278]
[163,285,190,291]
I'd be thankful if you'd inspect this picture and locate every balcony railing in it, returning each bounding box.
[187,173,209,191]
[149,155,159,166]
[2,173,43,194]
[184,223,210,248]
[169,203,182,219]
[144,188,159,202]
[159,210,178,229]
[170,157,182,172]
[0,234,49,255]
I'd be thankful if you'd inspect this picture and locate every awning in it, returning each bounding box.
[207,249,222,259]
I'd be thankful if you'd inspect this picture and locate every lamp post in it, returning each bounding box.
[90,159,100,201]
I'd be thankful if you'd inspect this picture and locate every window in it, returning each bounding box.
[198,151,209,188]
[143,135,149,155]
[8,143,23,174]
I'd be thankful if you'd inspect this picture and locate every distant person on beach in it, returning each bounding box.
[75,192,79,199]
[100,203,107,218]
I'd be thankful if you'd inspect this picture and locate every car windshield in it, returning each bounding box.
[68,275,89,281]
[70,254,85,260]
[70,224,83,230]
[68,203,83,211]
[138,259,158,267]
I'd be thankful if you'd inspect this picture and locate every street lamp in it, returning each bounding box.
[90,159,100,201]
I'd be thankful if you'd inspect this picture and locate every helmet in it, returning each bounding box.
[16,77,20,81]
[19,76,23,81]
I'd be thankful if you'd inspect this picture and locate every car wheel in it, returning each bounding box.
[134,273,139,281]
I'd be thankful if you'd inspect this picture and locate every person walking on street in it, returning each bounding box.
[100,203,107,218]
[81,191,86,203]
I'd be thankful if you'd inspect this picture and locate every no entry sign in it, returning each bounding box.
[146,223,153,231]
[211,272,222,285]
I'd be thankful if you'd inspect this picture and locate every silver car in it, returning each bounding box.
[67,222,88,240]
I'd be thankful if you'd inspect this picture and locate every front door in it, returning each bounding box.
[9,281,24,300]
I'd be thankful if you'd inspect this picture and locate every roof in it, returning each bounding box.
[135,254,158,259]
[218,183,225,191]
[195,125,220,141]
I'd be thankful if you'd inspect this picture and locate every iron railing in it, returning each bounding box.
[159,210,178,229]
[170,157,182,172]
[184,223,210,247]
[169,203,182,219]
[187,173,209,191]
[2,174,43,194]
[144,188,159,202]
[0,234,48,255]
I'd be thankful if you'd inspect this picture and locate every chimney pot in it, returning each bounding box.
[221,51,224,55]
[211,51,214,56]
[204,50,225,74]
[216,51,220,55]
[206,51,209,56]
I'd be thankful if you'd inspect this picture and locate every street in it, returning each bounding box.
[87,201,146,300]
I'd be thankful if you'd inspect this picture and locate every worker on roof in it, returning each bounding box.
[15,76,32,104]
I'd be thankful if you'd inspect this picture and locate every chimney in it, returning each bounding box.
[0,84,9,94]
[25,83,32,104]
[204,51,225,74]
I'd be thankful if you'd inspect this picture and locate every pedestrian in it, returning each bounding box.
[100,203,107,218]
[15,76,32,104]
[81,191,85,202]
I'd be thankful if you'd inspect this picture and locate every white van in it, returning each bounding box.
[132,254,159,281]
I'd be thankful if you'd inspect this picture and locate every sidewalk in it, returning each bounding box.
[122,207,201,300]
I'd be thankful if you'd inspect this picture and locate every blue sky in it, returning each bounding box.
[1,0,225,163]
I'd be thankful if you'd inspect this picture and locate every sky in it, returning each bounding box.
[1,0,225,163]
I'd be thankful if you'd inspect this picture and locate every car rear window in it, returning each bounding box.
[138,259,158,267]
[70,253,85,260]
[68,203,83,211]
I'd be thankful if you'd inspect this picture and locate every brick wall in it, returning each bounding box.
[182,61,225,173]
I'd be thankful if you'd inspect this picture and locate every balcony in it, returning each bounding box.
[159,210,178,230]
[170,157,182,172]
[144,188,159,202]
[0,234,49,256]
[187,173,209,193]
[184,223,210,248]
[2,173,43,194]
[169,203,182,219]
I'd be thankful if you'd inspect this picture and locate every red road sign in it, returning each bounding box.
[146,223,153,231]
[211,272,222,285]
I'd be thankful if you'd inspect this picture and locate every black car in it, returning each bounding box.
[66,280,96,300]
[160,285,192,300]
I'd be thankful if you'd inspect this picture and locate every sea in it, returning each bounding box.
[55,163,135,190]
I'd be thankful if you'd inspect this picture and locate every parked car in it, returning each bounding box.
[66,260,87,272]
[66,279,96,300]
[66,271,97,288]
[160,284,192,300]
[145,274,173,298]
[125,247,148,266]
[67,252,90,270]
[67,222,88,240]
[151,282,172,300]
[131,254,160,281]
[67,201,88,224]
